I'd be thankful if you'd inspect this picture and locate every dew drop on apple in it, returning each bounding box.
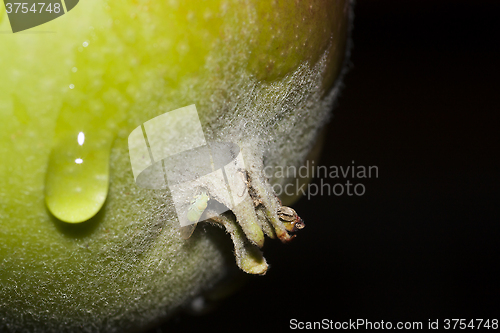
[44,128,113,224]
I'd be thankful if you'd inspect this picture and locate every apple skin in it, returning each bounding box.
[0,0,350,331]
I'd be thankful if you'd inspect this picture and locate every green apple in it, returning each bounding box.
[0,0,351,331]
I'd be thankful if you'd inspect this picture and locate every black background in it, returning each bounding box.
[155,0,500,331]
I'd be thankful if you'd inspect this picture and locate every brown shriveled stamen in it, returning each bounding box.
[278,206,306,233]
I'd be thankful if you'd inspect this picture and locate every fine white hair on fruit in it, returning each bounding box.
[0,0,354,331]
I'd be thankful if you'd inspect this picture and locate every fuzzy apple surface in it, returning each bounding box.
[0,0,350,331]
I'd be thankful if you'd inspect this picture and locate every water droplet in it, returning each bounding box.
[45,133,112,223]
[45,37,129,224]
[72,67,78,73]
